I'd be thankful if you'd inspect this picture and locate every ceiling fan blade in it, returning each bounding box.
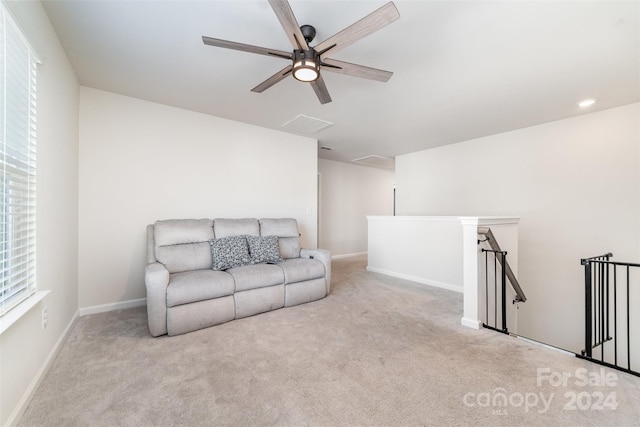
[321,59,393,82]
[310,75,332,104]
[251,65,293,93]
[202,36,292,60]
[267,0,309,50]
[314,2,400,58]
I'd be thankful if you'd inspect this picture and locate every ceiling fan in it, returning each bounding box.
[202,0,400,104]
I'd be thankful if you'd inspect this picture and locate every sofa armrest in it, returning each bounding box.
[146,224,157,264]
[300,248,332,294]
[145,262,170,336]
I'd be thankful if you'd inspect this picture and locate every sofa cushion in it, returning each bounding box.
[167,269,235,307]
[278,238,301,259]
[279,258,325,284]
[156,242,212,274]
[167,296,235,336]
[154,219,214,246]
[259,218,299,237]
[227,263,284,292]
[259,218,300,259]
[210,236,251,271]
[246,235,283,264]
[285,278,327,307]
[214,218,259,238]
[234,284,285,319]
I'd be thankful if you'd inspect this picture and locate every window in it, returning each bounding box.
[0,3,38,316]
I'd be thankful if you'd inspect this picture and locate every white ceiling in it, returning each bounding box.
[41,0,639,168]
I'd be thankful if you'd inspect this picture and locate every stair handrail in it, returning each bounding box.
[477,227,527,303]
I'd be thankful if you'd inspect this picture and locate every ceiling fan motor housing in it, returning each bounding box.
[300,24,316,44]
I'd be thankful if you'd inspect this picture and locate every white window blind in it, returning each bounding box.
[0,3,38,316]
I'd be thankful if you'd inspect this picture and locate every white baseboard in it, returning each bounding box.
[461,317,482,330]
[365,266,463,293]
[79,298,147,317]
[516,335,575,356]
[7,309,79,426]
[332,252,367,260]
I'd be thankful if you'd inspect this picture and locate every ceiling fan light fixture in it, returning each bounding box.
[293,60,319,82]
[292,50,319,82]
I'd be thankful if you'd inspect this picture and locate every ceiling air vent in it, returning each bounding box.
[351,155,395,170]
[281,114,334,134]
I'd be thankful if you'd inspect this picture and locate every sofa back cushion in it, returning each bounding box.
[259,218,300,259]
[151,218,302,273]
[154,219,214,273]
[155,219,214,246]
[213,218,260,238]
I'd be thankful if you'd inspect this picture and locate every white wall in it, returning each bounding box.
[0,1,79,425]
[367,216,464,292]
[318,159,394,256]
[396,103,640,353]
[78,87,318,309]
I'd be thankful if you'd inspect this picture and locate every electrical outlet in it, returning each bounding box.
[42,306,48,330]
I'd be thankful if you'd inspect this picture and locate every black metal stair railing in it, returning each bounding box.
[580,253,639,377]
[477,228,527,335]
[481,248,509,334]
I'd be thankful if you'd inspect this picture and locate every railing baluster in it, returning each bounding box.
[500,251,507,333]
[627,265,630,372]
[494,252,497,329]
[606,259,610,341]
[600,260,605,361]
[613,265,617,367]
[484,249,488,327]
[601,258,604,350]
[583,257,592,358]
[595,261,599,353]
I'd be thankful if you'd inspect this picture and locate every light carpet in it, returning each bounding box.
[18,255,640,426]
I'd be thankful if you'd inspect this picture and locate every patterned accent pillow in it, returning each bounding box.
[246,235,283,264]
[209,236,251,271]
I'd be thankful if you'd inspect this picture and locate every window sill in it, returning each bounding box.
[0,290,50,335]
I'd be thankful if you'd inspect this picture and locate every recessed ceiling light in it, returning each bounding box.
[578,98,596,108]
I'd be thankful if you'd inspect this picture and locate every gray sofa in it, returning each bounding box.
[145,218,331,336]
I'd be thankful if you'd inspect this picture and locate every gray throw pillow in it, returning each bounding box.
[209,236,251,270]
[246,235,283,264]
